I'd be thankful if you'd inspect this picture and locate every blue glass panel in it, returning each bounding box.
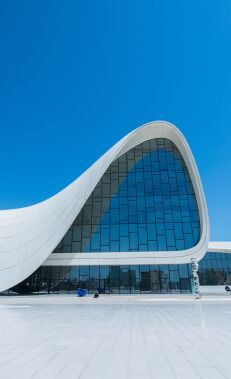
[166,230,175,247]
[120,237,129,251]
[110,241,119,252]
[128,200,137,215]
[147,224,156,240]
[101,246,109,252]
[90,266,99,278]
[110,209,119,224]
[101,229,109,245]
[100,266,109,279]
[54,138,200,254]
[137,227,147,244]
[90,233,100,251]
[120,224,128,237]
[174,222,183,239]
[156,223,165,236]
[183,223,192,234]
[176,240,185,250]
[157,235,167,250]
[110,225,119,241]
[129,233,138,250]
[184,234,194,249]
[129,223,137,232]
[69,267,79,279]
[148,240,157,251]
[80,266,89,275]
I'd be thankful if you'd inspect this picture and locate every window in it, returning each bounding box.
[53,139,200,254]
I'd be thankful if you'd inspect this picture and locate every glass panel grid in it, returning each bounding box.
[8,252,231,295]
[54,138,200,254]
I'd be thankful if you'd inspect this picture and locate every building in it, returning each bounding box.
[1,121,231,294]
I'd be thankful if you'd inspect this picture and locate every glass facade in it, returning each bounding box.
[199,252,231,285]
[9,264,193,294]
[54,138,200,254]
[5,252,231,295]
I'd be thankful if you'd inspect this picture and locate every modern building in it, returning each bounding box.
[1,121,231,294]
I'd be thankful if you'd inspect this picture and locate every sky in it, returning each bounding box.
[0,0,231,240]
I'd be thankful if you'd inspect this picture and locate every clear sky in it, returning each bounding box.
[0,1,230,240]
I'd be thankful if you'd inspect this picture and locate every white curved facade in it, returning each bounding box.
[0,121,210,292]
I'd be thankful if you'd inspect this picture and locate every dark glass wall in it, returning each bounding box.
[5,252,231,296]
[9,264,193,294]
[199,252,231,285]
[54,138,200,254]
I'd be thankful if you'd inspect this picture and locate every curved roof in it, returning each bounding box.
[0,121,210,291]
[208,241,231,253]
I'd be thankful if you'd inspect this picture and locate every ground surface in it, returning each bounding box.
[1,287,231,379]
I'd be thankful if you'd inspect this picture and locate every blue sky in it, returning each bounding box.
[0,1,230,240]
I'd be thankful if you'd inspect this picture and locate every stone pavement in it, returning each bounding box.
[0,287,231,379]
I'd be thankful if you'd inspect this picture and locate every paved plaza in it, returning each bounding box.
[1,287,231,379]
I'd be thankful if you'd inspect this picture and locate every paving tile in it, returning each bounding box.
[195,367,226,378]
[0,293,231,379]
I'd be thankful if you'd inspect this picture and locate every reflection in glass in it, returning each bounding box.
[54,138,200,254]
[9,252,231,295]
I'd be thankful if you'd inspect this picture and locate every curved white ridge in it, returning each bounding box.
[0,121,210,291]
[208,241,231,253]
